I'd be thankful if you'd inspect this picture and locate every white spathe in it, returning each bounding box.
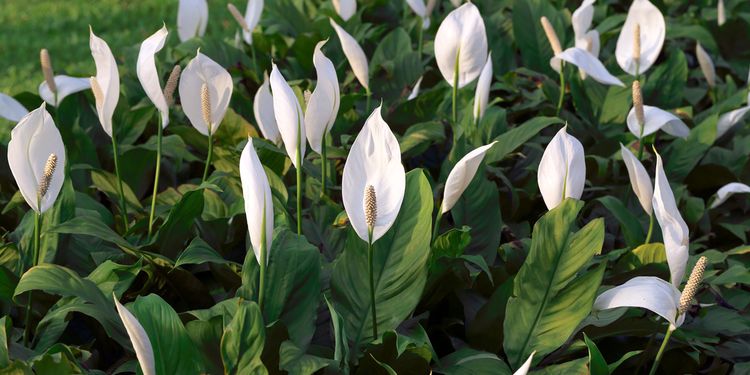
[242,0,264,45]
[408,76,423,101]
[696,43,716,88]
[332,0,356,21]
[434,2,488,88]
[441,142,497,214]
[90,28,120,137]
[342,105,406,243]
[137,25,170,127]
[710,182,750,209]
[177,0,208,42]
[473,53,493,122]
[329,18,370,90]
[537,126,586,210]
[626,105,690,139]
[254,72,281,145]
[305,40,340,154]
[652,150,690,287]
[620,143,653,215]
[178,51,234,136]
[615,0,666,76]
[551,48,625,87]
[113,296,156,375]
[39,75,91,107]
[240,139,274,265]
[7,103,66,214]
[593,276,685,328]
[269,63,306,168]
[0,93,28,122]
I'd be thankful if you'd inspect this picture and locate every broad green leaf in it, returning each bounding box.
[331,170,433,348]
[90,169,142,211]
[584,333,609,375]
[485,117,563,163]
[643,49,688,109]
[175,237,232,268]
[154,189,204,258]
[512,0,564,75]
[503,199,606,368]
[532,357,588,374]
[220,301,266,375]
[129,294,205,375]
[596,196,646,248]
[237,229,321,348]
[0,316,9,368]
[279,340,329,375]
[325,294,349,373]
[436,348,511,375]
[452,176,502,263]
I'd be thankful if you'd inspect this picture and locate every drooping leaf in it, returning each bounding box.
[220,300,267,375]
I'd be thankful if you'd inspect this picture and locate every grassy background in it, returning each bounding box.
[0,0,235,95]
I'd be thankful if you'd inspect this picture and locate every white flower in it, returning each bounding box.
[242,0,264,45]
[710,182,750,209]
[615,0,665,76]
[696,43,716,88]
[39,76,91,107]
[177,0,208,42]
[441,142,497,214]
[332,0,356,21]
[305,40,340,155]
[0,93,28,122]
[113,296,156,375]
[269,63,306,168]
[342,105,406,243]
[620,144,653,215]
[240,139,274,265]
[473,53,493,122]
[178,51,234,136]
[626,105,690,139]
[137,25,170,127]
[434,2,488,88]
[551,48,624,87]
[253,72,281,144]
[408,76,423,101]
[89,28,120,137]
[329,18,370,90]
[652,149,689,287]
[537,126,586,210]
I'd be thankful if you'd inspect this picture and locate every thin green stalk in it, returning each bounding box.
[250,42,258,78]
[365,87,372,114]
[258,205,267,310]
[320,136,327,197]
[644,213,655,244]
[367,229,378,339]
[148,118,163,239]
[431,209,444,243]
[452,51,460,126]
[556,63,566,116]
[417,21,424,57]
[202,126,214,183]
[296,150,303,235]
[111,134,129,232]
[23,210,42,346]
[649,326,674,375]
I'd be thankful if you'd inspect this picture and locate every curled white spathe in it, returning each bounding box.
[39,76,91,107]
[710,182,750,209]
[90,28,120,138]
[620,143,653,215]
[8,103,66,214]
[407,76,423,101]
[571,0,601,79]
[551,48,624,87]
[240,139,274,265]
[627,105,690,139]
[178,51,234,136]
[696,43,716,88]
[305,40,340,154]
[329,18,369,90]
[269,63,306,168]
[0,93,28,122]
[254,72,281,145]
[137,25,170,127]
[653,150,689,287]
[593,276,685,329]
[177,0,208,42]
[332,0,356,21]
[342,105,406,243]
[113,296,156,375]
[615,0,666,76]
[537,126,586,210]
[473,53,493,122]
[242,0,264,45]
[434,2,488,88]
[716,106,750,139]
[406,0,431,29]
[441,142,497,214]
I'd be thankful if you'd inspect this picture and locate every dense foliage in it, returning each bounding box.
[0,0,749,374]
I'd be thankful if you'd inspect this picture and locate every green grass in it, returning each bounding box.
[0,0,235,95]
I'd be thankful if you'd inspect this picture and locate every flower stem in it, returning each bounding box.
[649,326,674,375]
[148,118,163,239]
[296,150,303,235]
[320,135,327,198]
[367,230,378,339]
[250,41,259,79]
[556,63,566,116]
[258,205,267,311]
[365,87,372,114]
[23,211,42,346]
[644,213,655,244]
[432,208,444,243]
[111,133,129,232]
[416,21,424,57]
[202,127,213,183]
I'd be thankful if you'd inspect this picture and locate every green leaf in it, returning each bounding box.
[130,294,205,375]
[503,199,606,368]
[596,196,646,248]
[399,122,446,157]
[154,189,205,258]
[451,176,503,263]
[331,169,433,348]
[437,348,511,375]
[279,340,329,375]
[175,237,232,268]
[485,117,562,163]
[0,316,10,368]
[325,294,349,372]
[90,169,142,211]
[643,49,688,109]
[584,333,609,375]
[237,229,321,348]
[220,300,267,375]
[512,0,564,75]
[532,357,588,374]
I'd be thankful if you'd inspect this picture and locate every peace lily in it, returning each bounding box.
[696,43,716,89]
[137,25,170,127]
[627,81,689,141]
[239,138,274,308]
[473,53,492,124]
[177,0,208,42]
[718,0,726,26]
[342,105,405,338]
[434,2,487,124]
[305,40,340,195]
[406,0,434,29]
[537,126,586,210]
[615,0,666,76]
[254,72,281,145]
[113,296,156,375]
[593,256,707,375]
[270,63,306,234]
[716,89,750,138]
[710,182,750,209]
[242,0,264,45]
[0,93,28,122]
[653,149,690,287]
[179,51,233,182]
[90,28,129,231]
[572,0,601,79]
[329,18,370,108]
[332,0,356,21]
[37,49,91,107]
[621,144,656,243]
